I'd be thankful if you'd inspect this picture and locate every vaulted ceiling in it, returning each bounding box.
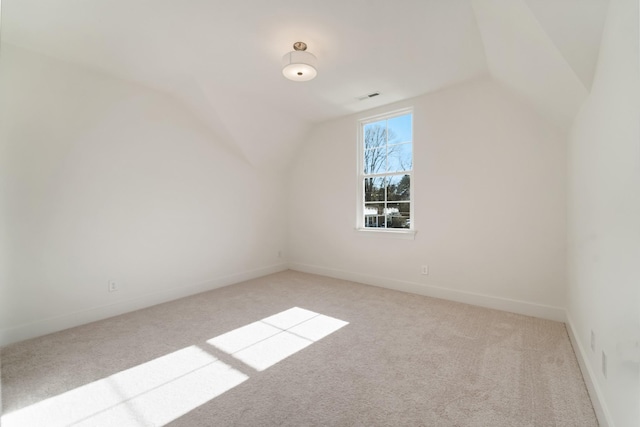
[1,0,608,169]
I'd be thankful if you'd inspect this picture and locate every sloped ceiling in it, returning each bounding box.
[523,0,609,90]
[1,0,608,169]
[472,0,608,127]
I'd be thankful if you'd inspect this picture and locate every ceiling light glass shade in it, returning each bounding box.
[282,50,318,81]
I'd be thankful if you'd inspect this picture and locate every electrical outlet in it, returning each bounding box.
[421,265,429,275]
[278,250,282,258]
[601,351,607,378]
[590,330,596,352]
[108,280,118,292]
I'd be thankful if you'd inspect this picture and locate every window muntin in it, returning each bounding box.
[360,110,413,230]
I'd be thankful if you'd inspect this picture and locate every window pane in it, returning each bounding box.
[387,114,412,144]
[363,148,386,174]
[387,174,410,201]
[364,122,387,149]
[364,177,385,202]
[387,143,412,172]
[364,203,385,228]
[360,111,413,231]
[386,202,410,229]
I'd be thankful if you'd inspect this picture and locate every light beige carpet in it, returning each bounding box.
[1,270,596,426]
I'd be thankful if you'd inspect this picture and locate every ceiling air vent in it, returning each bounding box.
[356,92,381,101]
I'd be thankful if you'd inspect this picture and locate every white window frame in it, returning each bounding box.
[355,107,416,239]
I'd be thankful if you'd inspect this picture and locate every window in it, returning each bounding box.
[358,109,413,232]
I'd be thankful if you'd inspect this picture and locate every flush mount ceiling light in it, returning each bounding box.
[282,42,317,82]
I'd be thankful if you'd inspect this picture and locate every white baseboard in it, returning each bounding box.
[565,313,614,427]
[0,263,287,347]
[289,262,566,322]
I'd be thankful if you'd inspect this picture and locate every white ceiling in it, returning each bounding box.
[1,0,608,169]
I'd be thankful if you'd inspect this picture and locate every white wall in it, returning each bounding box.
[288,78,567,320]
[567,0,640,425]
[0,44,287,346]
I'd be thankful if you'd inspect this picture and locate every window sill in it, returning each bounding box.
[354,228,417,240]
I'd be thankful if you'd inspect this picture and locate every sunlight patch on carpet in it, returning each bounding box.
[1,346,248,427]
[207,307,349,371]
[2,307,348,427]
